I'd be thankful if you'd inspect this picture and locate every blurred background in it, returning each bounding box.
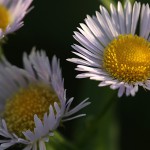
[4,0,150,149]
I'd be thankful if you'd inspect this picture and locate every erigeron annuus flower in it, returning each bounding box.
[0,0,33,39]
[0,49,90,150]
[68,0,150,97]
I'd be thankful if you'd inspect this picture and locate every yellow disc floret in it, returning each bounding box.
[3,83,59,137]
[103,34,150,83]
[0,5,11,31]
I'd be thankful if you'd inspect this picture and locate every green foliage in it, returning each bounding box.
[72,80,119,150]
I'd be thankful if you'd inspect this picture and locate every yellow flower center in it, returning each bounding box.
[103,34,150,83]
[3,84,59,138]
[0,5,11,31]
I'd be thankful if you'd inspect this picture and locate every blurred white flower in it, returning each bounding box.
[0,0,33,38]
[0,48,90,150]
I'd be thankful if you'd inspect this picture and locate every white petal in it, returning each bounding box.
[118,85,125,97]
[117,1,126,34]
[39,140,46,150]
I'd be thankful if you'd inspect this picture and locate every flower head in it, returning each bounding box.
[68,1,150,97]
[0,48,90,150]
[0,0,33,38]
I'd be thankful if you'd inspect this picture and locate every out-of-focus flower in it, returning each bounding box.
[0,48,90,150]
[0,0,33,39]
[68,1,150,97]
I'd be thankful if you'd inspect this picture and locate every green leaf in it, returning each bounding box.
[72,80,119,150]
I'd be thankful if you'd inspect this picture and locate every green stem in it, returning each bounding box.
[100,0,116,9]
[84,92,117,137]
[93,93,117,127]
[46,131,78,150]
[0,46,3,59]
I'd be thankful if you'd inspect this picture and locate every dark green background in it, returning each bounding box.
[4,0,150,149]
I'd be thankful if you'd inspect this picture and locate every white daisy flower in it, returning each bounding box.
[0,0,33,39]
[67,0,150,97]
[0,48,90,150]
